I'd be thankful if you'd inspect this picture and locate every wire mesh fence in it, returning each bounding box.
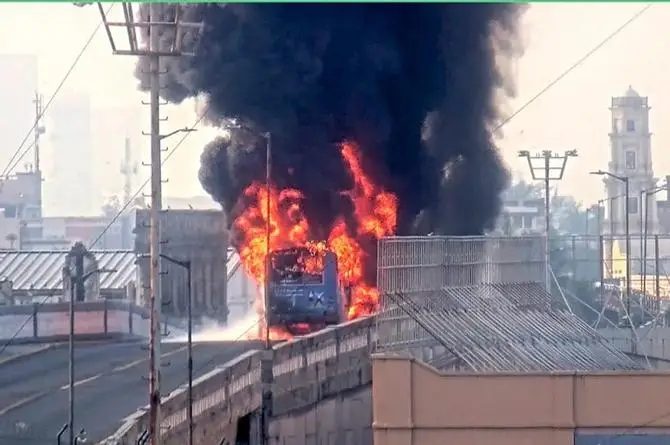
[550,234,670,325]
[374,235,643,373]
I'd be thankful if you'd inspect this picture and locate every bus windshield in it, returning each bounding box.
[270,247,325,285]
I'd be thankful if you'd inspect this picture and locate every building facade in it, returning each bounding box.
[373,357,670,445]
[495,198,545,235]
[0,54,38,173]
[47,90,93,216]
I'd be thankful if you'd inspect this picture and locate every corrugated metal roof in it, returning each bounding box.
[0,250,136,291]
[385,282,644,373]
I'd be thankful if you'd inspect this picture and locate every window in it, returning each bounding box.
[523,215,534,229]
[628,197,638,214]
[625,150,636,170]
[626,119,636,132]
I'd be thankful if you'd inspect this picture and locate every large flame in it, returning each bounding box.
[233,141,397,339]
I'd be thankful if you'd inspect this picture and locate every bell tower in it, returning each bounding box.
[606,86,657,235]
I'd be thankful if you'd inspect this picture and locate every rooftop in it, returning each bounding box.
[0,250,136,291]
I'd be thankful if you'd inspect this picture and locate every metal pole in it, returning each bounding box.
[186,261,193,445]
[544,155,551,292]
[624,179,632,334]
[655,235,660,316]
[585,207,590,235]
[609,195,614,278]
[68,276,75,445]
[518,149,576,293]
[264,132,272,347]
[261,132,272,445]
[57,424,68,445]
[148,3,163,445]
[643,192,650,299]
[637,190,647,284]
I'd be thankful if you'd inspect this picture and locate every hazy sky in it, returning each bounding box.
[0,2,665,214]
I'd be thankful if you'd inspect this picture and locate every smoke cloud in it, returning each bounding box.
[136,4,525,238]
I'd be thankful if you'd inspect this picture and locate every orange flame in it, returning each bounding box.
[233,141,397,339]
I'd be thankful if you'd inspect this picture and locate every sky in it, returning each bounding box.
[0,2,666,216]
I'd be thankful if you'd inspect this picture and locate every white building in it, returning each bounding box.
[0,55,38,173]
[46,91,94,216]
[605,86,658,235]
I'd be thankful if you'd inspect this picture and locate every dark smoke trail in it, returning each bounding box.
[137,4,525,238]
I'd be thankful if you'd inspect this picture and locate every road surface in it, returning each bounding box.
[0,340,260,445]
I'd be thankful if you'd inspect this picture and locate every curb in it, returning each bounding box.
[0,343,58,367]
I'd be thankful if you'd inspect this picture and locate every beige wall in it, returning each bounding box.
[373,356,670,445]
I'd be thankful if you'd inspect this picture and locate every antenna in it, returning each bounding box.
[120,136,138,209]
[33,92,46,217]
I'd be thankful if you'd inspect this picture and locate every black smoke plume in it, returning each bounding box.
[136,4,525,239]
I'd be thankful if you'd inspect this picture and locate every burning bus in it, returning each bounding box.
[267,245,349,335]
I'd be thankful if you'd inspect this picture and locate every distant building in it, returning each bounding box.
[47,90,94,215]
[495,198,545,235]
[20,214,132,250]
[163,195,219,210]
[0,54,38,172]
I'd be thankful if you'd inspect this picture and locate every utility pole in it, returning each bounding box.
[32,92,45,217]
[518,149,578,293]
[93,4,202,445]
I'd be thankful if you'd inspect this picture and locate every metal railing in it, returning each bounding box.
[0,300,153,343]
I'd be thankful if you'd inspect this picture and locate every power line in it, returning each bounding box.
[0,3,115,178]
[496,3,652,132]
[0,3,652,353]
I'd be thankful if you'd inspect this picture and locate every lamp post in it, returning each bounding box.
[642,182,667,305]
[591,170,631,329]
[157,254,193,445]
[66,266,115,445]
[223,121,273,445]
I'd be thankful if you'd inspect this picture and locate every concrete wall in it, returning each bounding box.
[0,300,152,343]
[269,386,372,445]
[600,326,670,359]
[134,209,228,321]
[372,356,670,445]
[98,316,375,445]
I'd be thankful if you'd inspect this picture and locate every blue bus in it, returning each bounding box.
[267,246,348,332]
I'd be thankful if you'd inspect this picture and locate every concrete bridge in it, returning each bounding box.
[97,234,670,445]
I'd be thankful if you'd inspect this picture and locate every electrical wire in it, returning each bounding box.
[0,3,653,358]
[0,111,206,356]
[0,3,116,179]
[495,3,652,132]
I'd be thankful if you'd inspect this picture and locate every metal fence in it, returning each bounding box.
[375,236,547,356]
[551,234,670,320]
[374,235,640,372]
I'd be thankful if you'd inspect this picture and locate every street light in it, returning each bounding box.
[518,149,578,292]
[590,170,632,328]
[224,121,272,445]
[223,121,272,344]
[641,182,667,302]
[156,254,193,445]
[66,267,115,445]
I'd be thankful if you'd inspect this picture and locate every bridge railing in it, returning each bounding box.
[0,300,153,343]
[100,316,376,445]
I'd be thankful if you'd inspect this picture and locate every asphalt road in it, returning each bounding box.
[0,340,260,445]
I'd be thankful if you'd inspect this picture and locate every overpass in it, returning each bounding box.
[96,235,670,445]
[3,236,668,445]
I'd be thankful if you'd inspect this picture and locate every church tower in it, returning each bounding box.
[606,86,657,236]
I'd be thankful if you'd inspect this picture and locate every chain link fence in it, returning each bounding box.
[373,235,642,372]
[550,234,670,327]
